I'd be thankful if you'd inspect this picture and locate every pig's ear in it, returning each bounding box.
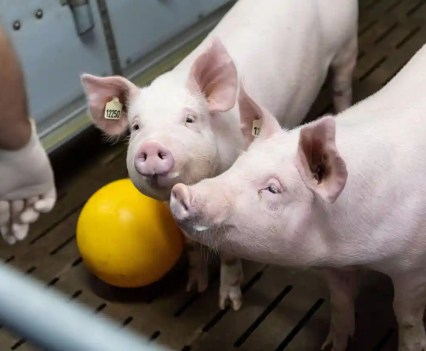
[238,84,281,148]
[80,73,139,136]
[187,38,238,112]
[296,116,347,203]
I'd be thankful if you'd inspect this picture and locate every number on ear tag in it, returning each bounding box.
[104,97,122,120]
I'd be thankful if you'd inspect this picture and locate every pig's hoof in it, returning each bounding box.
[219,285,242,311]
[186,275,208,293]
[399,334,426,351]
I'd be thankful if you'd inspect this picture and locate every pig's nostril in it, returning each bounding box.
[158,152,165,160]
[180,197,189,212]
[140,152,147,161]
[172,185,190,213]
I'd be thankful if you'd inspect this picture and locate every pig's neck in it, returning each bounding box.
[211,108,245,175]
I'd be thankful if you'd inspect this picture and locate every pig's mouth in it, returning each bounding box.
[169,183,231,245]
[145,172,179,188]
[130,171,182,201]
[145,171,181,190]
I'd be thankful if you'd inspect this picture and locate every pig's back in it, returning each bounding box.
[178,0,358,128]
[328,45,426,265]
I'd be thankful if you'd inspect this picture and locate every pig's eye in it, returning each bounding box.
[266,184,281,194]
[131,122,140,132]
[185,114,196,125]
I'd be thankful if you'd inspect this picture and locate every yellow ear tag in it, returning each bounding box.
[104,97,122,120]
[252,119,262,137]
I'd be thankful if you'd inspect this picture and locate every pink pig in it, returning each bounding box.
[170,45,426,351]
[80,0,358,311]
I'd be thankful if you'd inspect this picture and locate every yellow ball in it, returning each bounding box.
[76,178,184,288]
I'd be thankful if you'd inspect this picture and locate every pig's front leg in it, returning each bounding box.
[219,252,243,311]
[185,238,209,293]
[391,273,426,351]
[321,268,358,351]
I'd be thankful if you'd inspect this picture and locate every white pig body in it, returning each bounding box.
[215,63,426,271]
[176,0,358,128]
[171,45,426,351]
[81,0,358,312]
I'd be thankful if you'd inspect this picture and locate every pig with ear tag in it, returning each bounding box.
[171,44,426,350]
[81,0,359,311]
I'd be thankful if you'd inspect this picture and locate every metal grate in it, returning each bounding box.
[0,0,425,349]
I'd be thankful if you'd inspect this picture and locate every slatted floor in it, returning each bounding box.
[0,0,425,350]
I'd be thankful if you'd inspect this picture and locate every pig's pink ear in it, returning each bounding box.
[80,73,139,136]
[188,38,237,112]
[238,84,281,148]
[296,116,347,203]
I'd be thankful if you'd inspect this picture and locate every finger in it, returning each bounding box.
[11,200,25,221]
[34,188,56,213]
[11,223,29,241]
[1,225,16,245]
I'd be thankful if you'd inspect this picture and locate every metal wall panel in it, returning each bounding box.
[105,0,230,71]
[0,0,112,125]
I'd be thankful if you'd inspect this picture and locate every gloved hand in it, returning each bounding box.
[0,119,56,244]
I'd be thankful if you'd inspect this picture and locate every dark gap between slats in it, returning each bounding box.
[386,0,403,13]
[50,236,75,255]
[95,303,107,314]
[71,290,82,300]
[359,19,378,36]
[122,316,133,327]
[174,293,199,317]
[396,26,420,49]
[5,255,15,264]
[374,22,398,44]
[150,331,161,342]
[274,298,325,351]
[25,266,36,275]
[47,277,59,287]
[359,56,387,81]
[234,285,293,348]
[72,257,83,267]
[202,269,266,333]
[10,338,25,350]
[372,328,395,351]
[181,346,191,351]
[406,0,426,16]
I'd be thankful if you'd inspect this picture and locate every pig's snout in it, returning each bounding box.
[170,183,193,222]
[134,141,175,177]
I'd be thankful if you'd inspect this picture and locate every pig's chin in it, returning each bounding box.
[179,221,237,250]
[131,173,182,201]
